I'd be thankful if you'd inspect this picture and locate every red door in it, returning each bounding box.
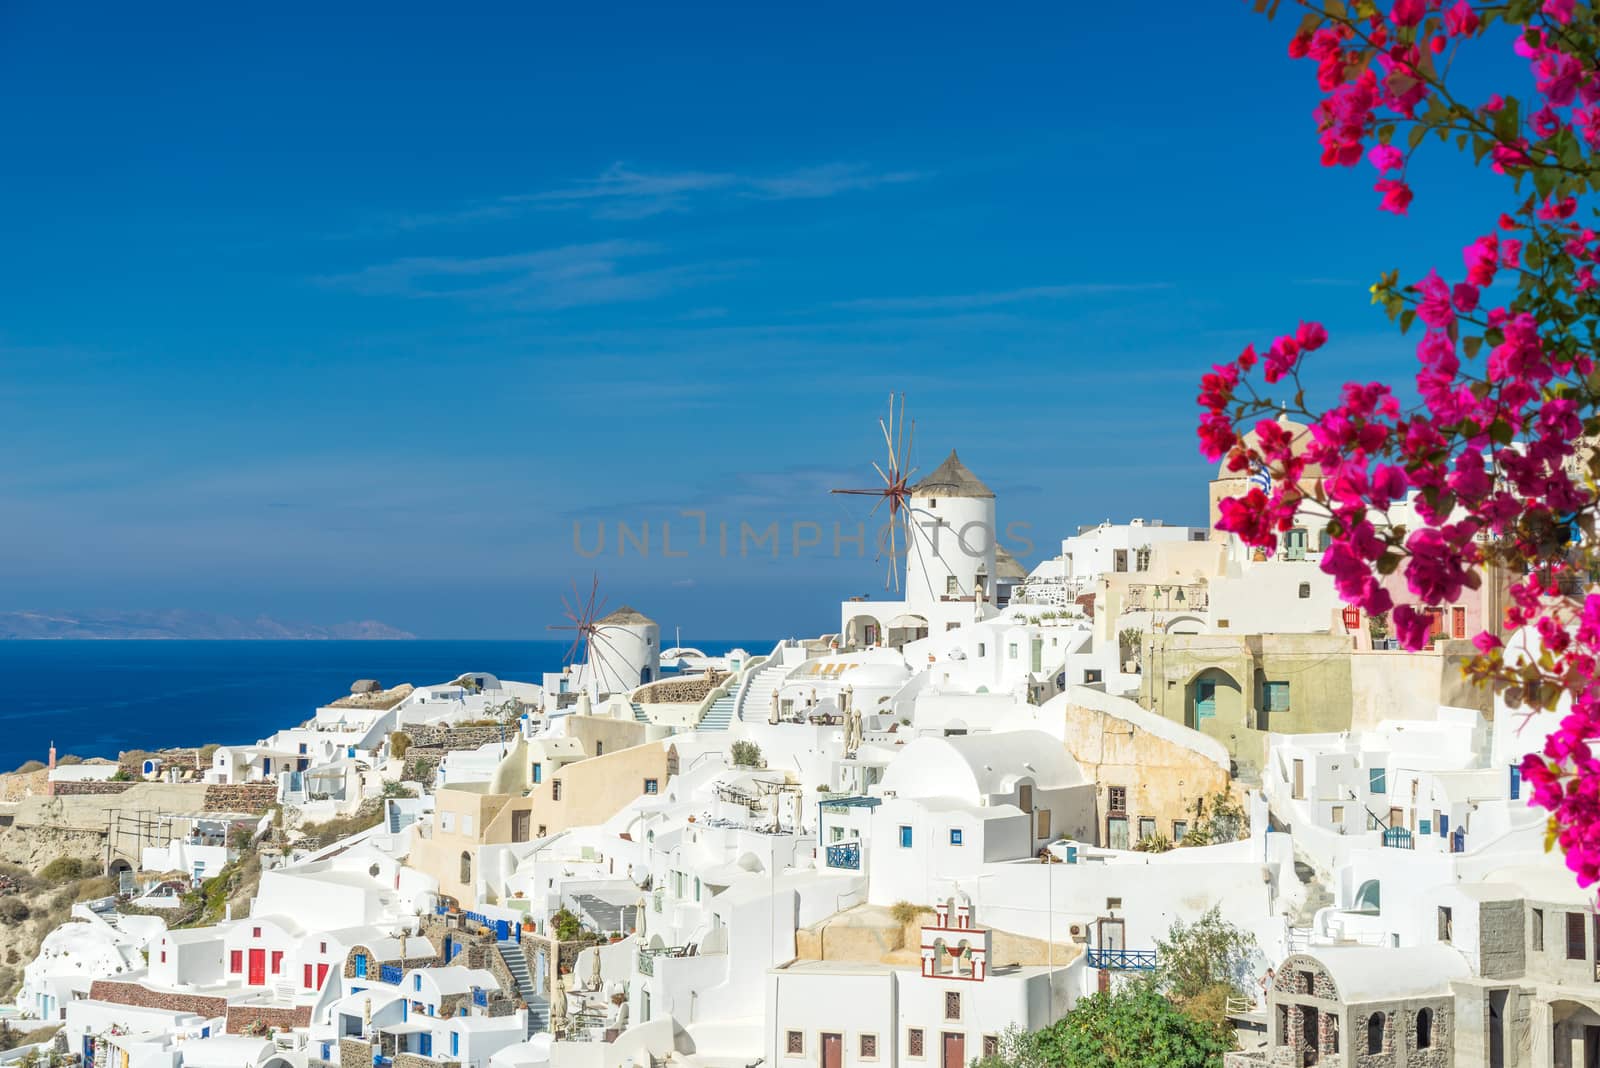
[942,1032,965,1068]
[821,1033,842,1068]
[248,949,266,985]
[317,963,330,987]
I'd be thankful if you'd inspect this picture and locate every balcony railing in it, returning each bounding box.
[825,842,861,870]
[379,964,402,985]
[1382,827,1413,850]
[1086,948,1157,971]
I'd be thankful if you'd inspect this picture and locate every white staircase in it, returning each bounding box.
[698,694,737,732]
[735,662,793,723]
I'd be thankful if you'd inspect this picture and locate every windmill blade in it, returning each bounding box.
[896,393,907,473]
[871,460,891,487]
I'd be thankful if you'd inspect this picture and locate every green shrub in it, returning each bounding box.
[11,761,44,774]
[38,857,87,884]
[730,740,764,768]
[390,732,413,759]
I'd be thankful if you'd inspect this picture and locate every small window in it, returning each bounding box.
[907,1029,925,1058]
[946,576,959,595]
[1107,786,1127,812]
[1298,582,1311,599]
[230,951,242,973]
[1367,1012,1385,1055]
[983,1035,1000,1058]
[977,643,985,657]
[859,1034,878,1059]
[252,927,261,938]
[532,763,542,784]
[1369,767,1387,794]
[899,825,913,848]
[1438,906,1453,942]
[1106,897,1122,910]
[1330,805,1345,824]
[1568,912,1587,960]
[944,991,961,1020]
[1417,1007,1433,1049]
[1533,908,1545,951]
[1008,643,1018,659]
[949,829,963,846]
[595,740,603,756]
[414,975,422,991]
[1138,817,1156,842]
[1263,681,1290,712]
[785,1031,804,1055]
[1172,820,1188,841]
[644,778,659,795]
[1135,548,1150,572]
[552,780,562,801]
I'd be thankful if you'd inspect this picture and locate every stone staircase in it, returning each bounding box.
[387,802,401,834]
[1290,854,1334,928]
[631,701,649,724]
[498,943,549,1034]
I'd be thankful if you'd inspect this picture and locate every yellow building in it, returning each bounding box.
[1056,688,1235,848]
[410,730,676,906]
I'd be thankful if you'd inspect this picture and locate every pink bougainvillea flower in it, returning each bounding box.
[1444,0,1480,36]
[1367,144,1405,172]
[1375,177,1413,214]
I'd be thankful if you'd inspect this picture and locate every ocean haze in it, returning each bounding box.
[0,609,415,640]
[0,638,769,773]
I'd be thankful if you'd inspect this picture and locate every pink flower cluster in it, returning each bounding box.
[1217,0,1600,888]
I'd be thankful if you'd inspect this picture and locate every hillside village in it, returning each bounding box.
[0,429,1586,1068]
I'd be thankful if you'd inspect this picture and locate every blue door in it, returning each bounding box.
[262,757,272,775]
[418,1034,431,1057]
[494,919,510,941]
[354,953,367,978]
[1194,680,1217,725]
[535,949,547,995]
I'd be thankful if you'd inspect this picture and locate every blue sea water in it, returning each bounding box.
[0,639,771,772]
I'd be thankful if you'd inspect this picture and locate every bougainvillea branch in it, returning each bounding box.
[1207,0,1600,886]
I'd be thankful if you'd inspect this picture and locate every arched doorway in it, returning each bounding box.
[1184,668,1241,730]
[844,614,883,649]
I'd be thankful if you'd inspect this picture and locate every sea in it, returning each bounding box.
[0,638,772,773]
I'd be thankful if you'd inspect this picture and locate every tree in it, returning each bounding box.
[1149,906,1258,1029]
[550,907,584,942]
[390,731,412,759]
[730,740,764,768]
[1204,1,1600,890]
[1023,987,1231,1068]
[1187,791,1247,845]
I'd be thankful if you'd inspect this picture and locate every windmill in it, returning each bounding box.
[548,574,632,697]
[832,393,918,592]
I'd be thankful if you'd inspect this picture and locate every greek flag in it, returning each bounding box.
[1248,462,1272,494]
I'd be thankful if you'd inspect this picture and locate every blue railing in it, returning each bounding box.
[472,988,488,1007]
[825,841,861,870]
[379,964,402,985]
[1383,827,1413,850]
[1086,948,1157,971]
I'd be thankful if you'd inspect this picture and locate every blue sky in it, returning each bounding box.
[0,2,1513,637]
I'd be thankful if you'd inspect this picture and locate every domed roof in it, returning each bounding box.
[1216,413,1322,480]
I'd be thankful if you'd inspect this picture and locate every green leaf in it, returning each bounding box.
[1464,336,1483,359]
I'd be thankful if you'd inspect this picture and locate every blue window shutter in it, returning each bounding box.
[1510,765,1522,800]
[1439,814,1449,836]
[899,825,913,848]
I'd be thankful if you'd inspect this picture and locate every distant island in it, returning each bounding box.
[0,609,416,640]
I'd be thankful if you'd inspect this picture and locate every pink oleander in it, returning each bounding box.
[1207,0,1600,887]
